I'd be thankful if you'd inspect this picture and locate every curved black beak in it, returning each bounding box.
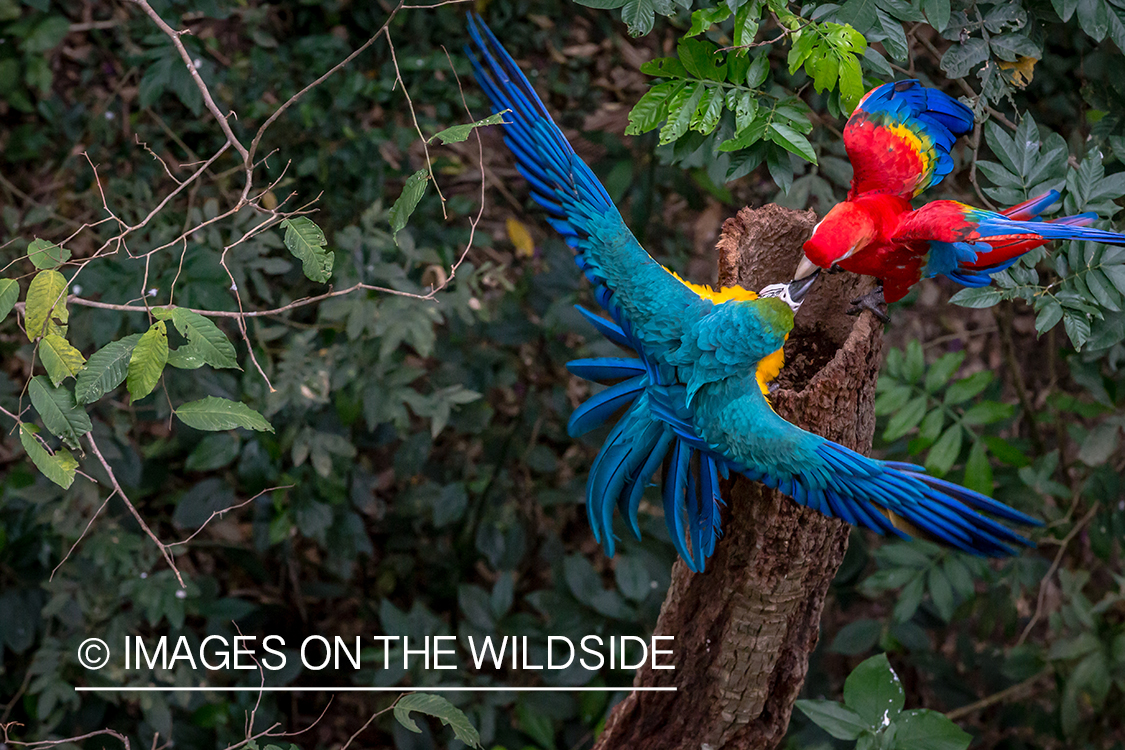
[789,268,820,304]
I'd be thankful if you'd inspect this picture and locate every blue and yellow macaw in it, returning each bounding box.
[466,16,1039,571]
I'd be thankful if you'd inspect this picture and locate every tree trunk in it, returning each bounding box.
[593,204,884,750]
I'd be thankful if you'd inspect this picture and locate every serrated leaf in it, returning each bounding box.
[127,321,169,400]
[27,238,70,270]
[281,216,334,282]
[175,396,274,433]
[28,376,91,450]
[429,111,508,145]
[574,0,628,7]
[164,308,239,369]
[75,334,142,404]
[393,693,481,748]
[0,278,18,324]
[24,269,68,341]
[39,333,86,386]
[19,424,78,489]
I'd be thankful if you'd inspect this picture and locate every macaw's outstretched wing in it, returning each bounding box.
[692,382,1041,557]
[466,14,710,362]
[894,196,1125,290]
[845,80,973,200]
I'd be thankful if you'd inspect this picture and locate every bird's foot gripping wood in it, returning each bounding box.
[846,284,889,323]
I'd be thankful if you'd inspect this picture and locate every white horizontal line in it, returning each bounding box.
[75,686,675,693]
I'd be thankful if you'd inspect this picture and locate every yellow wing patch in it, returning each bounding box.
[664,265,785,397]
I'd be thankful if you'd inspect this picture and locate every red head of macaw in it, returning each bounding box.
[794,80,1125,317]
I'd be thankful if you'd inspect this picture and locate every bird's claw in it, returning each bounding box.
[846,287,889,323]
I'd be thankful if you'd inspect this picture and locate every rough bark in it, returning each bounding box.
[592,204,884,750]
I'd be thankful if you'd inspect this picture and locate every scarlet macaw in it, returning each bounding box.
[796,80,1125,319]
[467,17,1039,570]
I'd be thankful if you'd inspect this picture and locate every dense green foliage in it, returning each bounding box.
[0,0,1123,749]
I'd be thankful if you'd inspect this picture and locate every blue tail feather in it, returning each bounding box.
[567,375,646,437]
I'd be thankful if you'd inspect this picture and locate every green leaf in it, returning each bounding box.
[925,424,963,476]
[962,440,993,494]
[28,376,91,450]
[687,5,732,36]
[944,371,992,404]
[988,33,1040,62]
[127,321,169,400]
[175,396,274,433]
[39,333,86,387]
[389,169,430,246]
[24,269,68,341]
[75,334,142,404]
[844,653,905,727]
[733,3,761,47]
[690,85,724,134]
[768,122,818,164]
[281,216,334,282]
[1053,0,1079,21]
[795,699,870,739]
[27,238,70,270]
[626,81,684,135]
[622,0,656,36]
[574,0,629,7]
[924,351,965,392]
[1076,0,1109,40]
[19,424,79,489]
[745,53,770,87]
[830,619,883,655]
[940,38,989,78]
[185,432,242,472]
[393,693,481,748]
[1035,300,1064,334]
[949,286,1004,308]
[884,395,929,441]
[961,401,1014,425]
[922,0,951,31]
[928,566,956,621]
[659,82,704,145]
[0,278,18,324]
[163,308,239,369]
[893,709,971,750]
[903,341,925,383]
[429,111,508,145]
[837,53,865,112]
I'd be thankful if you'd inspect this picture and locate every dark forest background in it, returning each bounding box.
[1,0,1124,748]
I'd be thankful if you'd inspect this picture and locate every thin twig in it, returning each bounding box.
[945,671,1049,721]
[1016,502,1100,646]
[86,431,185,588]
